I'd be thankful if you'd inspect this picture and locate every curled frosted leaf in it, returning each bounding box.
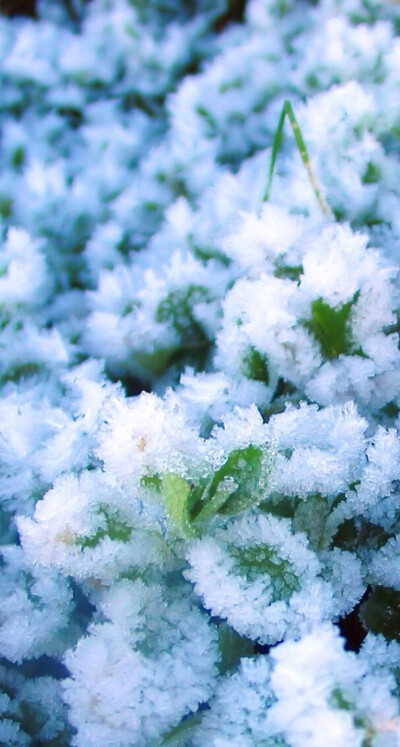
[185,513,333,644]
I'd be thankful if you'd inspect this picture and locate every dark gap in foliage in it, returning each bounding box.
[360,585,400,641]
[121,375,152,398]
[70,579,97,627]
[338,593,368,653]
[253,641,271,655]
[0,0,36,16]
[213,0,247,31]
[104,368,151,398]
[17,655,69,681]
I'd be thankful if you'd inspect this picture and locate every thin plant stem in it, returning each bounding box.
[263,99,333,219]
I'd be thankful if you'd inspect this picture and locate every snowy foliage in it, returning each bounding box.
[2,0,400,744]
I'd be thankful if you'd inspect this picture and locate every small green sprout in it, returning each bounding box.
[157,445,271,537]
[263,99,332,219]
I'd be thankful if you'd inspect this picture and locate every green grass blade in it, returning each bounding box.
[263,101,287,204]
[263,100,332,218]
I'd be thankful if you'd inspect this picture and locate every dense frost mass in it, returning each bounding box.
[2,0,400,744]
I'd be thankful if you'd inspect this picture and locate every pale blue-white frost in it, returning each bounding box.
[1,0,400,745]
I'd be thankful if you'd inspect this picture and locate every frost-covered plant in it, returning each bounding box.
[0,664,69,746]
[62,579,219,746]
[2,0,400,744]
[191,625,400,746]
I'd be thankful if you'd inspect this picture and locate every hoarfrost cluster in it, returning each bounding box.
[1,0,400,745]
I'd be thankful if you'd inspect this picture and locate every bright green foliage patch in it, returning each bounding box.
[362,161,381,184]
[304,295,357,359]
[196,444,266,520]
[158,445,270,536]
[242,346,270,383]
[160,473,197,538]
[141,474,162,491]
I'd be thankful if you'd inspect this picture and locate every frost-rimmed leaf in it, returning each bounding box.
[185,513,333,644]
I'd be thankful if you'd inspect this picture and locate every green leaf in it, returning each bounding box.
[259,495,299,519]
[154,285,212,374]
[160,446,271,535]
[229,544,300,601]
[156,285,210,340]
[293,493,331,551]
[134,346,180,376]
[360,586,400,640]
[79,508,132,549]
[11,145,24,169]
[217,446,266,515]
[140,474,162,491]
[217,623,254,674]
[195,104,217,133]
[332,519,389,552]
[273,263,303,281]
[304,295,358,359]
[161,473,197,537]
[330,688,353,712]
[195,444,266,521]
[162,713,202,744]
[241,347,270,384]
[0,197,12,220]
[362,161,381,185]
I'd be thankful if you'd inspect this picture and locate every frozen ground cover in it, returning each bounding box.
[3,0,400,744]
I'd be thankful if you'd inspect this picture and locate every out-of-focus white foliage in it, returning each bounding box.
[267,625,400,747]
[193,625,400,746]
[62,579,219,746]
